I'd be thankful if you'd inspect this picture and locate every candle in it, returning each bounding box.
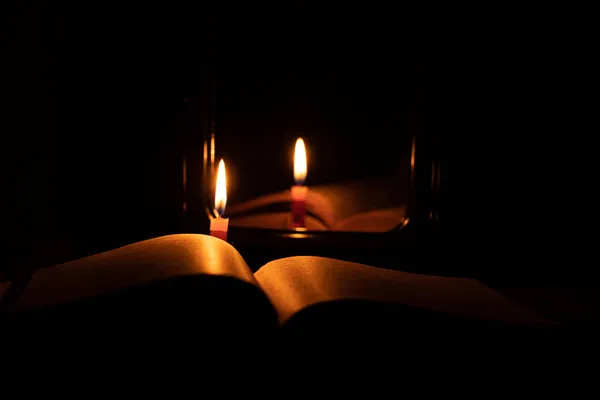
[291,138,308,228]
[210,159,229,241]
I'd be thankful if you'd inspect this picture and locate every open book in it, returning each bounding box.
[226,178,408,232]
[2,234,553,357]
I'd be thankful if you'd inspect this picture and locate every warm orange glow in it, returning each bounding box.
[294,138,307,185]
[215,159,227,217]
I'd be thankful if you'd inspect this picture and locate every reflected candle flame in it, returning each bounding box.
[215,159,227,217]
[294,137,307,185]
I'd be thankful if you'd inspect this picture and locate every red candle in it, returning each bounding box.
[210,159,229,241]
[291,185,308,228]
[210,217,229,241]
[291,138,308,228]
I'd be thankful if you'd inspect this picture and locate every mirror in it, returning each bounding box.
[198,54,424,234]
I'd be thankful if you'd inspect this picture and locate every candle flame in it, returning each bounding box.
[294,137,307,185]
[215,159,227,217]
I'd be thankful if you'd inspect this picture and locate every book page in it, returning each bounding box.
[255,256,551,325]
[332,206,406,232]
[227,178,407,230]
[17,234,259,310]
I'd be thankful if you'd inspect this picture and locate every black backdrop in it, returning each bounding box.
[3,4,195,270]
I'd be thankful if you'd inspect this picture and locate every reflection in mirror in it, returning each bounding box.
[291,138,308,229]
[203,61,419,234]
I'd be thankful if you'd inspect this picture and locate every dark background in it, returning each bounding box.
[4,4,197,270]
